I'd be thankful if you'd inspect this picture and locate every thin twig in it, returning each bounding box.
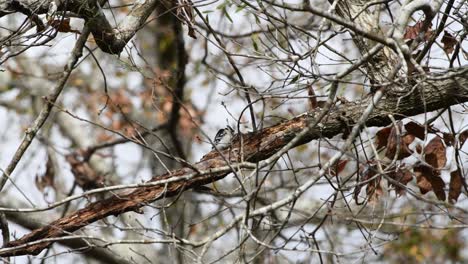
[0,27,91,192]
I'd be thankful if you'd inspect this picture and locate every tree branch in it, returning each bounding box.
[0,0,159,54]
[0,199,131,264]
[0,67,467,257]
[0,26,90,192]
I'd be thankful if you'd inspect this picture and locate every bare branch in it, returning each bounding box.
[1,67,467,257]
[0,0,159,54]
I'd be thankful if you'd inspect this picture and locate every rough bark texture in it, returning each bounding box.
[1,69,467,257]
[333,0,398,81]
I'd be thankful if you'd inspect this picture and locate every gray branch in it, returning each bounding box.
[0,199,131,264]
[0,0,159,54]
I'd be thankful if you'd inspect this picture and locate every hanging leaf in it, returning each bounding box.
[415,165,433,194]
[441,31,458,54]
[177,0,197,39]
[424,137,446,169]
[403,21,433,41]
[449,169,463,203]
[385,121,414,160]
[329,160,348,176]
[354,162,382,203]
[443,132,455,146]
[459,129,468,146]
[375,126,392,150]
[414,165,446,201]
[404,121,425,140]
[307,83,318,110]
[387,167,413,196]
[367,177,383,202]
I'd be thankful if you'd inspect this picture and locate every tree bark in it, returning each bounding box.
[1,68,467,257]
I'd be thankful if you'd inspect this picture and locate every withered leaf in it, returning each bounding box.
[329,160,348,176]
[415,165,432,194]
[307,83,318,110]
[385,122,401,159]
[387,167,413,196]
[415,144,422,154]
[443,132,455,146]
[402,134,416,150]
[177,0,197,39]
[459,129,468,146]
[414,165,446,201]
[449,170,462,203]
[366,177,383,203]
[375,126,392,150]
[424,137,446,169]
[441,31,458,54]
[385,122,414,160]
[403,21,433,41]
[354,162,382,203]
[405,121,425,140]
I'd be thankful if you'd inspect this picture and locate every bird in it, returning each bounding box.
[212,125,235,150]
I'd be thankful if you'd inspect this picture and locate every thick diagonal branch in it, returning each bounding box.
[1,68,467,257]
[1,199,131,264]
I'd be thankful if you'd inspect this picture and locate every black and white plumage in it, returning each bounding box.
[212,125,235,150]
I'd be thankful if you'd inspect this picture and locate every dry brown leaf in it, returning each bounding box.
[443,132,455,146]
[177,0,197,39]
[424,137,446,169]
[403,134,416,149]
[307,83,318,110]
[375,126,392,150]
[387,167,413,196]
[415,165,433,194]
[441,31,458,54]
[329,160,348,176]
[414,165,446,201]
[459,130,468,146]
[405,121,425,140]
[449,170,463,203]
[415,144,423,154]
[385,123,400,158]
[385,122,414,160]
[404,21,433,41]
[367,178,383,203]
[431,176,446,201]
[354,162,383,203]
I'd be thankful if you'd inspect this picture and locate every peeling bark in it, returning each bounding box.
[1,69,467,257]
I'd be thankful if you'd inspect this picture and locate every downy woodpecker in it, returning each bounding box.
[212,125,235,150]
